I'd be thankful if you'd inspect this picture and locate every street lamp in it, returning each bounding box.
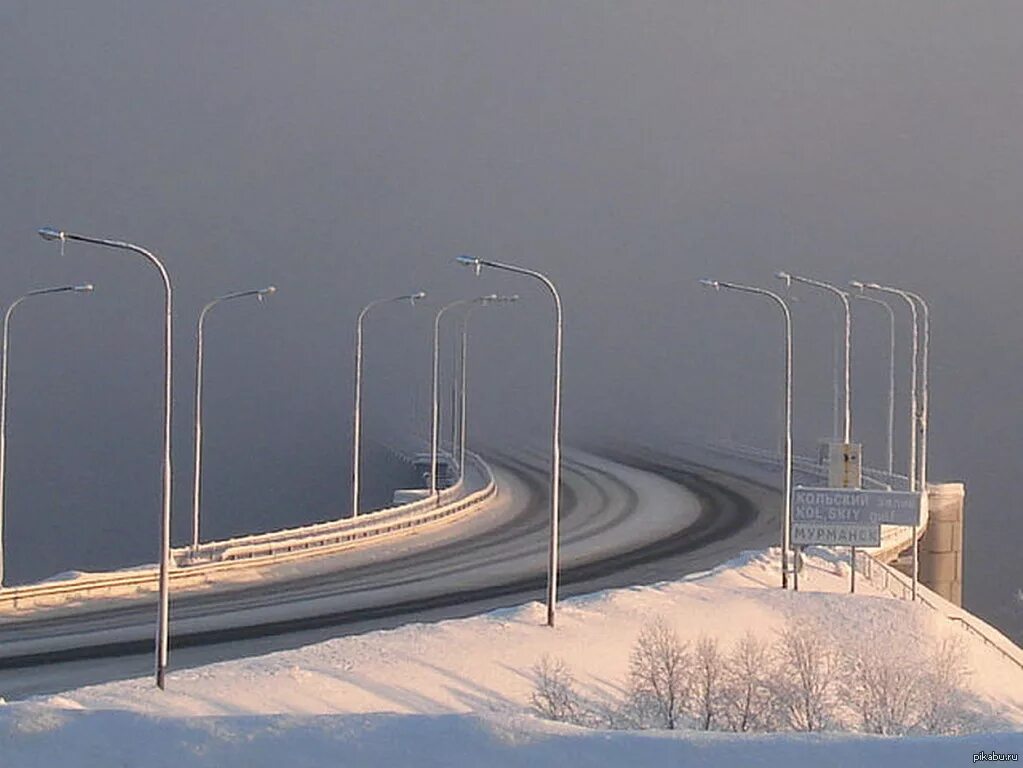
[191,286,277,550]
[850,290,896,478]
[0,284,94,588]
[779,272,860,590]
[855,281,924,601]
[853,281,918,492]
[455,254,563,627]
[38,226,174,689]
[431,296,498,497]
[352,292,425,518]
[902,290,930,491]
[776,272,852,444]
[700,279,794,589]
[456,295,518,482]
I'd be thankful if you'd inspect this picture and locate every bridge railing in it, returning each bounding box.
[854,548,1023,675]
[0,452,496,611]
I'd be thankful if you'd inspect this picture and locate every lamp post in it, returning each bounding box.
[0,284,94,588]
[38,226,174,689]
[777,272,858,592]
[776,272,851,444]
[191,286,276,550]
[352,292,425,518]
[431,296,499,498]
[456,295,518,482]
[850,291,896,478]
[858,281,924,601]
[903,290,930,492]
[700,279,794,589]
[455,255,563,627]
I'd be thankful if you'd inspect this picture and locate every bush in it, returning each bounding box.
[719,632,774,732]
[691,635,723,730]
[769,620,838,731]
[917,634,971,734]
[627,618,691,729]
[838,625,926,735]
[530,655,579,723]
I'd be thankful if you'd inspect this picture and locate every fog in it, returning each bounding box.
[1,2,1020,639]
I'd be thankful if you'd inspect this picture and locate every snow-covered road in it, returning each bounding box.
[0,449,777,699]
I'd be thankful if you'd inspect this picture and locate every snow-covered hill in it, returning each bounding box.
[2,549,1021,767]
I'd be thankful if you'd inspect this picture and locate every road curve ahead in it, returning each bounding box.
[0,448,778,699]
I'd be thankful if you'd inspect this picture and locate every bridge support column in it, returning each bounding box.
[919,482,965,606]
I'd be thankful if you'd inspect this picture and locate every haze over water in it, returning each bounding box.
[1,2,1021,640]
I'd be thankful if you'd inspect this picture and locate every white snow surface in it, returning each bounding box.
[2,548,1022,767]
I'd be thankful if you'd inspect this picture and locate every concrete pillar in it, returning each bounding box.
[918,482,965,606]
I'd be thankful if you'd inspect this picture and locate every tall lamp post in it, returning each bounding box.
[776,272,851,444]
[456,295,518,482]
[352,292,425,518]
[455,255,563,627]
[431,296,498,497]
[191,286,277,549]
[0,284,94,587]
[857,281,923,600]
[700,279,794,589]
[38,226,174,689]
[850,291,896,478]
[903,289,930,492]
[777,272,859,592]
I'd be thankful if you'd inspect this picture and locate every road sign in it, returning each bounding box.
[792,486,923,526]
[791,522,881,546]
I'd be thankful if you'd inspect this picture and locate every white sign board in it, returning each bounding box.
[792,487,923,527]
[791,522,881,547]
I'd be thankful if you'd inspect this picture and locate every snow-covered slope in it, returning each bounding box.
[2,549,1021,767]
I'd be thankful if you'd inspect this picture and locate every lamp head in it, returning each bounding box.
[409,291,427,305]
[865,282,882,290]
[256,285,276,303]
[849,280,865,291]
[775,271,792,287]
[456,254,482,276]
[37,226,65,242]
[74,283,94,293]
[699,279,721,290]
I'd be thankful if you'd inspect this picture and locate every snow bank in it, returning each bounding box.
[1,709,1021,768]
[2,548,1021,766]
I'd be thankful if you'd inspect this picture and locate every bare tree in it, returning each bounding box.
[627,618,691,729]
[530,654,579,723]
[720,632,774,732]
[838,631,924,735]
[771,620,838,731]
[691,635,723,730]
[917,634,971,734]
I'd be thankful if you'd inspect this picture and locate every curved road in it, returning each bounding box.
[0,449,780,698]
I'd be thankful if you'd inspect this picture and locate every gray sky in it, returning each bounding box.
[1,1,1021,637]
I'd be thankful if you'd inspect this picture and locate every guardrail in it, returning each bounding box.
[854,548,1023,675]
[706,440,910,490]
[0,452,496,611]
